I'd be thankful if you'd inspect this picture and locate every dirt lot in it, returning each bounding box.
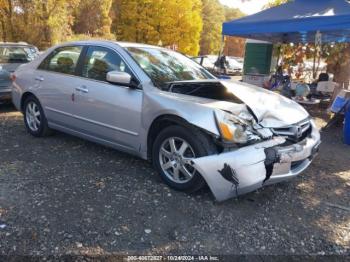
[0,103,349,257]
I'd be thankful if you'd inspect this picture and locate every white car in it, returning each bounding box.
[227,56,243,75]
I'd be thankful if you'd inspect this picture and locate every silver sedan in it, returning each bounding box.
[11,41,321,201]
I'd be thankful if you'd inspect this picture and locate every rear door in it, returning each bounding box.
[72,45,143,151]
[35,46,85,129]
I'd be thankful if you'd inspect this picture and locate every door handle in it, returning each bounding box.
[35,76,44,81]
[75,86,89,93]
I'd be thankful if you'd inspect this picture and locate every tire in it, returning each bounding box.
[152,125,217,192]
[23,96,53,137]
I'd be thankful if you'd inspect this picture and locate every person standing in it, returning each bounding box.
[220,55,228,75]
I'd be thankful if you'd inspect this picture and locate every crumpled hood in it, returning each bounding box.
[220,80,309,128]
[161,80,310,128]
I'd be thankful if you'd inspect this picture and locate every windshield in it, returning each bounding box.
[126,46,215,88]
[0,46,38,64]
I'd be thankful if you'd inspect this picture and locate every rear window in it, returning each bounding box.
[38,46,83,75]
[0,46,38,64]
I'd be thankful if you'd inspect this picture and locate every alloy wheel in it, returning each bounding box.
[159,137,197,184]
[26,101,41,132]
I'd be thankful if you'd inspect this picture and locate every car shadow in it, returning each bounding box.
[0,102,17,113]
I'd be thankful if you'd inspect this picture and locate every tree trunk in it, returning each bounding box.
[0,19,7,42]
[41,3,52,48]
[6,0,15,41]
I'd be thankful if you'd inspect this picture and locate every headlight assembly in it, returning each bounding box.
[215,110,250,144]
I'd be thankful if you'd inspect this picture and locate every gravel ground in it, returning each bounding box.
[0,103,349,257]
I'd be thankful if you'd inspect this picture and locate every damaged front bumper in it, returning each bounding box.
[192,123,321,202]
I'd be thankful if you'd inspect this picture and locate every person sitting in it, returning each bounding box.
[308,72,337,100]
[318,72,329,82]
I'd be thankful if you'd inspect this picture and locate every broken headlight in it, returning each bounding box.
[215,110,259,144]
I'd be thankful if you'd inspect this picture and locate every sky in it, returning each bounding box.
[219,0,270,15]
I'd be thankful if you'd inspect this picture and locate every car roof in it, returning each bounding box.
[0,42,35,47]
[58,40,165,50]
[117,42,163,49]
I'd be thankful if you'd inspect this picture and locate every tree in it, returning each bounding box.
[199,1,244,56]
[112,0,203,56]
[323,44,350,89]
[0,0,16,41]
[199,0,225,55]
[223,7,245,57]
[0,0,247,57]
[264,0,289,8]
[161,0,203,55]
[35,0,80,47]
[73,0,113,38]
[0,0,80,48]
[112,0,165,44]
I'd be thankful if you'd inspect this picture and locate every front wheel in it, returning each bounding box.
[152,125,217,192]
[23,96,52,137]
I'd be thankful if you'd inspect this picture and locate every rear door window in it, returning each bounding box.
[39,46,83,75]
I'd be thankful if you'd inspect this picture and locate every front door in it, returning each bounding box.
[72,46,143,152]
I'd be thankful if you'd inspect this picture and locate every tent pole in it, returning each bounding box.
[219,35,225,56]
[312,47,317,80]
[313,31,322,80]
[276,44,282,71]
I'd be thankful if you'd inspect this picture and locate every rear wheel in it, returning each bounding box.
[152,125,217,192]
[23,96,52,137]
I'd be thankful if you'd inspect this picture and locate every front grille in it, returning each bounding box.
[271,118,312,143]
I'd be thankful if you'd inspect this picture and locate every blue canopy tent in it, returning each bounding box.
[222,0,350,43]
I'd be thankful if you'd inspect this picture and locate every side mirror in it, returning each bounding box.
[106,71,136,87]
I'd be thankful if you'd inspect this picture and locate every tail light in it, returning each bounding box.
[10,73,16,82]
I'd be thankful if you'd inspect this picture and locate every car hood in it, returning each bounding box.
[220,80,309,127]
[166,80,309,128]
